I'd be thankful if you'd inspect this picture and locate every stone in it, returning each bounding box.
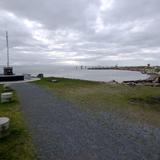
[23,74,31,80]
[155,77,160,83]
[37,73,44,78]
[51,79,59,83]
[129,82,136,87]
[1,92,13,103]
[108,80,118,84]
[0,117,10,138]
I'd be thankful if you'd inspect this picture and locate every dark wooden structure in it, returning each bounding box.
[0,75,24,82]
[0,32,24,82]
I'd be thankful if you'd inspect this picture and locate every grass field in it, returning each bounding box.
[0,85,36,160]
[35,77,160,126]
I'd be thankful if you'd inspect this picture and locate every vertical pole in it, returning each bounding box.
[6,31,9,67]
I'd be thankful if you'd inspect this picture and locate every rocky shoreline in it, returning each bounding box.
[123,74,160,87]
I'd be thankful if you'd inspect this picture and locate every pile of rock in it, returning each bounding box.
[108,80,119,84]
[153,75,160,83]
[37,73,44,78]
[123,74,160,87]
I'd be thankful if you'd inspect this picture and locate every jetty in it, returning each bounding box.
[87,65,160,75]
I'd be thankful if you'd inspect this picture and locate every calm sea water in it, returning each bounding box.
[0,65,149,83]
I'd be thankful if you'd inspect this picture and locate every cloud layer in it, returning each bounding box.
[0,0,160,66]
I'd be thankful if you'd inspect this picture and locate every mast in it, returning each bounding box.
[6,31,9,67]
[3,31,13,75]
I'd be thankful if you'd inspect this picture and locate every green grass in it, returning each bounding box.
[0,85,36,160]
[35,77,160,126]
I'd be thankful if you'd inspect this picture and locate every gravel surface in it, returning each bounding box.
[12,83,160,160]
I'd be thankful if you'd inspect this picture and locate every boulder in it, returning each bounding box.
[155,77,160,83]
[37,73,44,78]
[1,92,13,103]
[0,117,10,138]
[51,79,59,83]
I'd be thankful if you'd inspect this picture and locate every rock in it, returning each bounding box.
[37,73,44,78]
[108,80,118,84]
[1,92,13,103]
[51,79,59,83]
[23,74,31,80]
[0,117,10,138]
[129,82,136,87]
[154,77,160,83]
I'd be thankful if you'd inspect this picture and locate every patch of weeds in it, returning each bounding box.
[0,85,36,160]
[129,96,160,105]
[129,96,160,111]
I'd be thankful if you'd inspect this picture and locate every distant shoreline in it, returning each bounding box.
[87,66,160,75]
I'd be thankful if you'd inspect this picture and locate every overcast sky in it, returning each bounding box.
[0,0,160,66]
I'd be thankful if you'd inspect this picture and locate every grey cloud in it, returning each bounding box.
[102,0,160,24]
[0,0,100,30]
[0,0,160,66]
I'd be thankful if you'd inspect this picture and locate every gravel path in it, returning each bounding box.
[12,83,160,160]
